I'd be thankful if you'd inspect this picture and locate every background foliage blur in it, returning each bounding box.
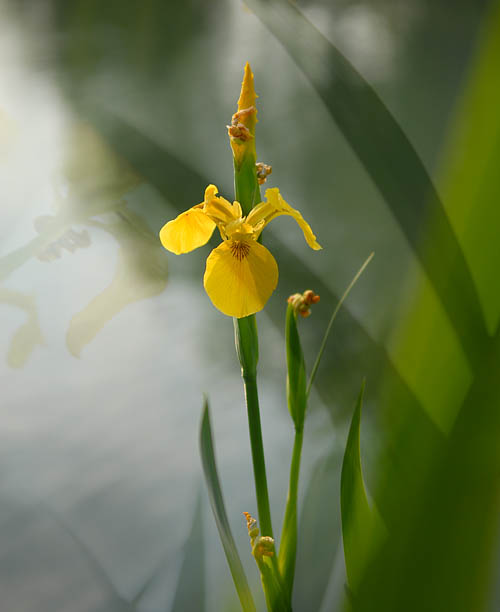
[0,0,499,611]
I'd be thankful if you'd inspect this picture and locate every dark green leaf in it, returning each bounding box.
[285,304,307,430]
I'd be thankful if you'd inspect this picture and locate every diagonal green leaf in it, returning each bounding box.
[340,381,374,592]
[199,399,256,612]
[242,0,488,369]
[307,253,374,397]
[355,6,500,611]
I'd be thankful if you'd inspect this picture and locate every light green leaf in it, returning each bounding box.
[341,381,377,592]
[199,400,257,612]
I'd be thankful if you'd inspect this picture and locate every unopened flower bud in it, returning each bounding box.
[227,120,252,142]
[254,536,275,558]
[288,289,320,317]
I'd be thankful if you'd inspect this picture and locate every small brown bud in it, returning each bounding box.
[227,122,252,142]
[256,162,272,185]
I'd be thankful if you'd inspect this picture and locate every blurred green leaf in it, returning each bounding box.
[353,4,500,611]
[294,449,342,612]
[242,0,488,369]
[170,492,206,612]
[199,400,257,612]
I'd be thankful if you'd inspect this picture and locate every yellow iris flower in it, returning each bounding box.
[160,185,321,318]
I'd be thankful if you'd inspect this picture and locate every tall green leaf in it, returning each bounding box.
[340,381,375,593]
[199,400,256,612]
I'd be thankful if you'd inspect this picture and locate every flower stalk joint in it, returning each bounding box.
[256,162,272,185]
[244,512,276,560]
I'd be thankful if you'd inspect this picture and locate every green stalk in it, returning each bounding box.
[234,154,261,215]
[234,316,274,538]
[231,82,274,539]
[244,376,273,537]
[278,426,303,594]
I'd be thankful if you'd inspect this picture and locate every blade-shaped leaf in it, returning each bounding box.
[341,381,377,592]
[355,5,500,611]
[199,400,256,612]
[242,0,488,369]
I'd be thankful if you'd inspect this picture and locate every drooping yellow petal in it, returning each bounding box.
[204,184,219,201]
[203,239,278,318]
[159,207,215,255]
[247,188,322,250]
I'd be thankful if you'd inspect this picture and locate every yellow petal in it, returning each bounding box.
[247,188,322,250]
[203,240,278,318]
[204,184,219,201]
[159,207,215,255]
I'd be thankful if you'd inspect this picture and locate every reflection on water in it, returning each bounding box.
[1,118,168,367]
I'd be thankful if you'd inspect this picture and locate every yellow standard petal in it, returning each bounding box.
[203,239,278,318]
[247,188,322,250]
[159,207,216,255]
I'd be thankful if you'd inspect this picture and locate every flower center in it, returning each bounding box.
[230,240,251,261]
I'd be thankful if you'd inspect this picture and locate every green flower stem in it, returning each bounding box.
[279,426,303,593]
[234,154,260,216]
[235,316,274,539]
[244,375,274,538]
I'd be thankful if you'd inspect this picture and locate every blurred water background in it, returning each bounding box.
[0,1,495,611]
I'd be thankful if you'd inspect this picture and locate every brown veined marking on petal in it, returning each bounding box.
[230,240,251,262]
